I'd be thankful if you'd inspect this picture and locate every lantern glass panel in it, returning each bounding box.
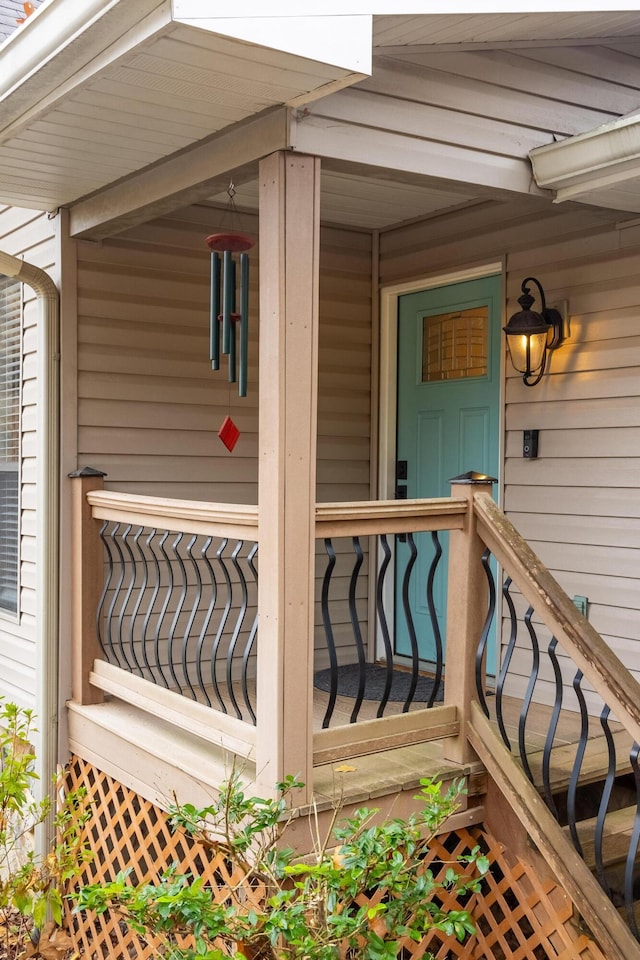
[506,330,547,376]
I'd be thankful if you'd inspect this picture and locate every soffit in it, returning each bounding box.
[4,5,640,229]
[372,12,640,47]
[0,0,369,210]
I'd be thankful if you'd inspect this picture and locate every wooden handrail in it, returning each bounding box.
[473,491,640,748]
[87,490,259,542]
[315,497,467,537]
[86,491,467,541]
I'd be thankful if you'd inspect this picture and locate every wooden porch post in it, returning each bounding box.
[69,467,106,705]
[256,152,320,800]
[443,473,496,764]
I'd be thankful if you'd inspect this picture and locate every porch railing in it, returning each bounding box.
[70,471,471,771]
[69,469,640,954]
[469,491,640,953]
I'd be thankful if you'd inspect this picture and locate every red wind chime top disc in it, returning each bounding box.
[206,232,254,253]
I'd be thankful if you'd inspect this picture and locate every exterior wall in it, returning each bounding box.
[379,200,640,690]
[74,205,373,671]
[0,204,56,707]
[75,205,372,504]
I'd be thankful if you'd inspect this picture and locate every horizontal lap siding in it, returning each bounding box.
[77,208,372,503]
[379,202,640,685]
[505,225,640,676]
[0,205,55,707]
[76,206,372,669]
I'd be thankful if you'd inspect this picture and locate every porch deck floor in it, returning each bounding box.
[92,668,627,818]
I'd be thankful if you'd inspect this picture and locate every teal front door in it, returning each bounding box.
[395,273,501,670]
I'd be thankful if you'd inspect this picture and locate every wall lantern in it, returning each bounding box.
[503,276,565,387]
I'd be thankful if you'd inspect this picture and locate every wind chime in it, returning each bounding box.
[205,184,255,452]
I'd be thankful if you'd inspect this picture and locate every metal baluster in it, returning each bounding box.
[624,743,640,938]
[155,531,174,690]
[475,548,495,716]
[347,536,366,724]
[107,524,131,671]
[376,535,394,719]
[567,670,589,856]
[130,526,152,680]
[96,520,113,662]
[495,577,517,751]
[241,542,259,725]
[426,531,443,707]
[117,525,142,676]
[400,532,419,712]
[594,704,615,898]
[320,538,338,729]
[518,606,539,784]
[194,536,216,708]
[180,535,201,701]
[142,530,168,688]
[166,533,186,694]
[211,539,232,714]
[541,637,562,817]
[226,541,248,720]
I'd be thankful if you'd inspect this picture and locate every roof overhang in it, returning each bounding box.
[531,113,640,213]
[0,0,371,210]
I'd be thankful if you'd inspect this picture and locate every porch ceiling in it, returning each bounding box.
[207,165,481,231]
[372,11,640,49]
[4,5,640,230]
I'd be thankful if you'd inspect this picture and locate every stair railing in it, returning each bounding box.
[467,487,640,948]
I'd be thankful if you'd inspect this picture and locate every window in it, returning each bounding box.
[422,305,488,382]
[0,276,21,614]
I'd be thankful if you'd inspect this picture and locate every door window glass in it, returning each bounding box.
[422,305,488,382]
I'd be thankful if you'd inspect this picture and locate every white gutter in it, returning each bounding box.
[530,112,640,203]
[0,251,59,860]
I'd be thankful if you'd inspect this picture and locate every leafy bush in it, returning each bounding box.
[78,771,489,960]
[0,699,90,959]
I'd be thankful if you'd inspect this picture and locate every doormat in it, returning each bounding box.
[313,663,444,703]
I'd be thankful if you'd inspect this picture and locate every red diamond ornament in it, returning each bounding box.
[218,415,240,452]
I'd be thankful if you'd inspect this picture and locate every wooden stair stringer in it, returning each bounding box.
[468,701,640,960]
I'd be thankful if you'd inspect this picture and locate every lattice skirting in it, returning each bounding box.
[63,756,606,960]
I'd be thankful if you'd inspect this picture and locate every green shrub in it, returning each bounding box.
[0,699,90,958]
[78,770,489,960]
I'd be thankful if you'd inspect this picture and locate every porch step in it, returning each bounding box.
[524,728,634,795]
[564,804,637,872]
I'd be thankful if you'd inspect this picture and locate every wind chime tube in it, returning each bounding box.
[222,249,233,355]
[210,252,221,370]
[239,252,249,398]
[228,259,237,384]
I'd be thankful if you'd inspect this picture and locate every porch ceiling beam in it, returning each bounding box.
[290,112,548,199]
[68,107,290,240]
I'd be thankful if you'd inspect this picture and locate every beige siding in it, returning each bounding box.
[76,205,373,671]
[76,206,372,503]
[0,205,56,707]
[379,200,640,687]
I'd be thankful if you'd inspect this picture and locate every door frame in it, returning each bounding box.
[376,260,506,668]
